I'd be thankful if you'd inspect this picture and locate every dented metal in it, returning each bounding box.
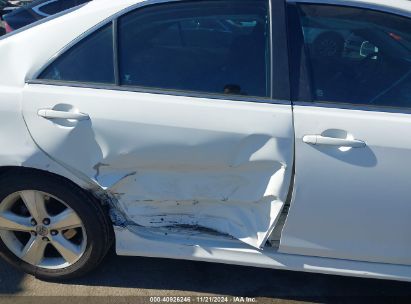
[88,133,292,248]
[20,83,294,248]
[0,0,296,249]
[1,0,411,283]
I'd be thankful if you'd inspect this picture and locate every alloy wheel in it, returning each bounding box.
[0,190,87,269]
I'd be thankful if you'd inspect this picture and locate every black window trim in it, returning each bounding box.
[112,18,120,86]
[271,0,290,100]
[287,1,411,112]
[28,0,292,106]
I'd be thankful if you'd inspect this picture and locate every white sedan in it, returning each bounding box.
[0,0,411,281]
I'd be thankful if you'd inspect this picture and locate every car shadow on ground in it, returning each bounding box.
[61,251,411,302]
[0,257,25,294]
[1,249,411,302]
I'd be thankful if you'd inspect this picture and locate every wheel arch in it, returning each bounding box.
[0,165,111,218]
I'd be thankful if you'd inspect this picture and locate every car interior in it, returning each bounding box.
[119,10,270,97]
[301,12,411,108]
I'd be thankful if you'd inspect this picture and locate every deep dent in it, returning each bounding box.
[92,136,290,249]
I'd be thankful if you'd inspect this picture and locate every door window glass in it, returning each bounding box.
[118,0,270,97]
[298,5,411,108]
[39,23,114,84]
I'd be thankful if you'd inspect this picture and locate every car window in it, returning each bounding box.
[39,23,114,84]
[297,4,411,108]
[118,0,270,97]
[38,0,78,16]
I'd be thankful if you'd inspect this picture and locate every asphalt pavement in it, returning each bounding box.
[1,249,411,303]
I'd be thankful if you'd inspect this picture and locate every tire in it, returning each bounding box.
[0,168,113,280]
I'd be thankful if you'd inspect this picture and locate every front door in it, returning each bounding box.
[281,3,411,265]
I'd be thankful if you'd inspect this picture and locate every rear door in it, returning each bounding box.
[282,2,411,264]
[22,0,294,249]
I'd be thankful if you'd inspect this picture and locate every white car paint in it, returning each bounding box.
[22,84,294,248]
[0,85,87,189]
[116,226,411,282]
[0,0,136,86]
[0,0,411,281]
[3,0,295,248]
[280,106,411,265]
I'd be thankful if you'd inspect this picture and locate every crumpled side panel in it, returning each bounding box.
[97,137,290,248]
[22,85,293,249]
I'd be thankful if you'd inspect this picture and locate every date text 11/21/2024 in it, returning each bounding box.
[149,297,257,303]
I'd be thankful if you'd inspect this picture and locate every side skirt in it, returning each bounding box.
[115,226,411,282]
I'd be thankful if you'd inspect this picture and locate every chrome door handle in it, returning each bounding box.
[37,109,90,121]
[303,135,366,148]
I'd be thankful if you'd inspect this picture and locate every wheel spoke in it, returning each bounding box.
[0,211,32,232]
[51,235,82,264]
[50,209,82,230]
[19,236,47,266]
[20,191,49,221]
[1,190,86,268]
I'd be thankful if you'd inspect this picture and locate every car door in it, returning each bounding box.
[21,0,294,249]
[281,2,411,264]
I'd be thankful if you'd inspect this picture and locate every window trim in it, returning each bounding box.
[287,2,411,111]
[32,17,115,81]
[286,2,312,102]
[32,0,175,80]
[27,78,291,105]
[112,18,120,86]
[271,0,290,100]
[30,0,290,105]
